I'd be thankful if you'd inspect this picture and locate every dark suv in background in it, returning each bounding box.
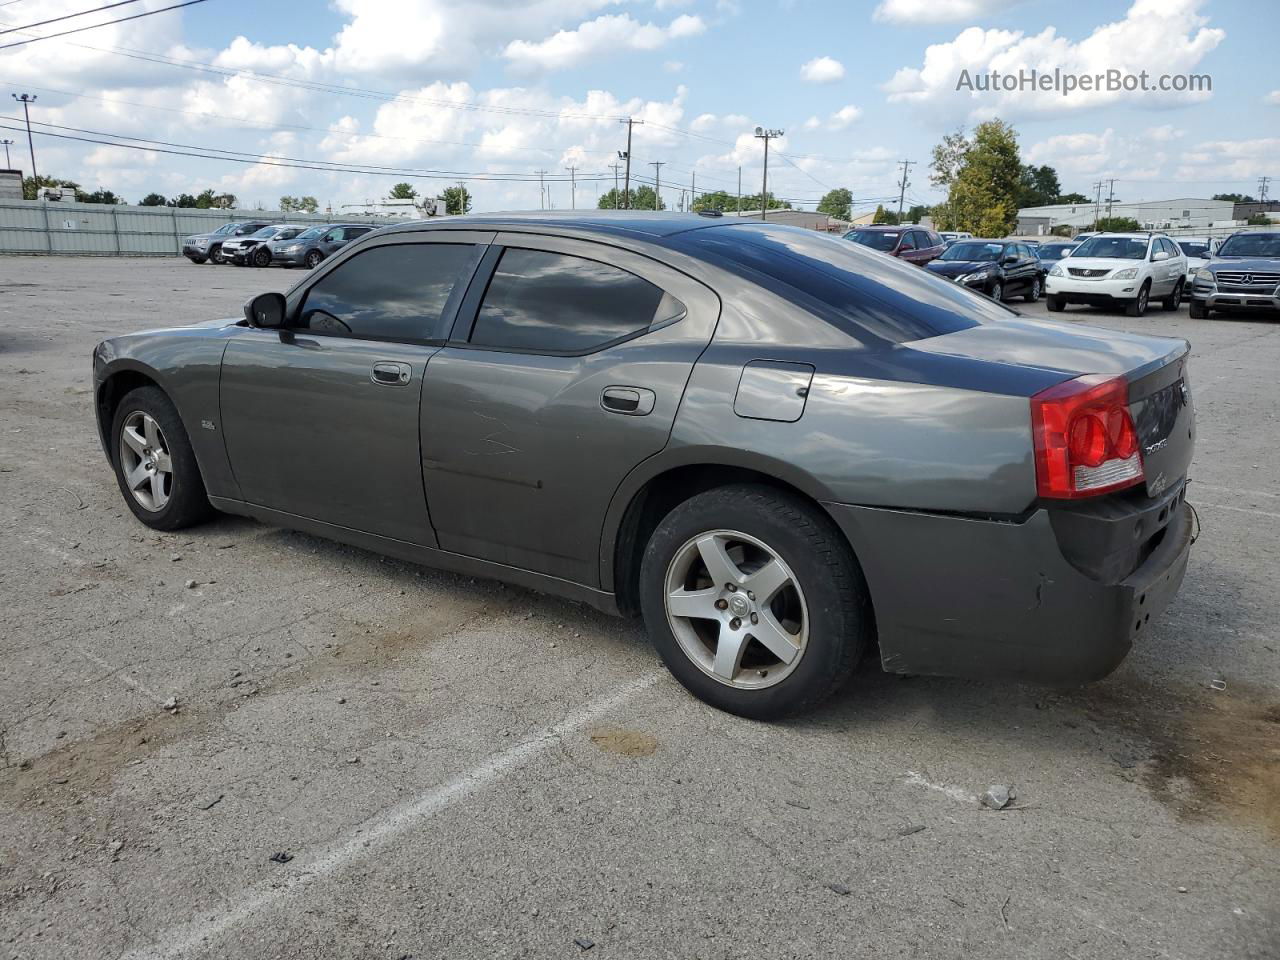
[844,225,945,266]
[181,221,271,265]
[271,223,379,269]
[926,239,1045,302]
[1188,231,1280,319]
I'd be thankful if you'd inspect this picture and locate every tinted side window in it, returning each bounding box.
[297,243,479,341]
[898,233,916,250]
[470,248,681,354]
[347,227,373,239]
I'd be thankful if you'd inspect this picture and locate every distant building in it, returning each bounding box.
[339,197,442,218]
[1233,201,1280,221]
[730,209,845,231]
[1015,197,1235,235]
[0,169,21,200]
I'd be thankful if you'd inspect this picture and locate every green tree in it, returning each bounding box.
[928,127,970,230]
[76,188,121,204]
[195,189,218,209]
[690,189,736,213]
[1056,192,1089,204]
[441,185,472,215]
[947,118,1023,236]
[1212,193,1255,203]
[904,203,929,224]
[816,187,852,221]
[389,182,418,200]
[1093,216,1141,231]
[139,193,167,206]
[1016,164,1061,209]
[1050,224,1074,237]
[1247,213,1272,225]
[872,203,898,224]
[279,196,297,212]
[22,175,80,200]
[597,186,665,210]
[166,193,199,208]
[296,195,319,213]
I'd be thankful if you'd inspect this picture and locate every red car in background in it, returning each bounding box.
[844,225,946,266]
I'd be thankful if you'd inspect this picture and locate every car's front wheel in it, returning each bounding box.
[111,386,213,531]
[1189,299,1209,319]
[252,246,271,268]
[186,256,207,265]
[1046,293,1066,312]
[304,250,323,269]
[639,484,870,719]
[1126,281,1151,317]
[209,245,225,264]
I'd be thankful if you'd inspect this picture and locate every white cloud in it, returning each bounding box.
[663,60,685,73]
[1175,137,1280,182]
[690,112,751,132]
[504,13,706,71]
[804,115,821,130]
[828,105,863,130]
[800,56,845,84]
[884,0,1224,119]
[873,0,1020,24]
[1267,90,1280,106]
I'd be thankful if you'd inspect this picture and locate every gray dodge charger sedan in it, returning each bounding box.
[93,213,1196,718]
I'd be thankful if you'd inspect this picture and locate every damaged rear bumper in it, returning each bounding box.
[824,487,1193,684]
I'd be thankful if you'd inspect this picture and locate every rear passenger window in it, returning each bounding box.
[469,248,684,354]
[296,243,479,341]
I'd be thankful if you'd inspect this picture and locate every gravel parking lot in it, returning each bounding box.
[2,255,1277,960]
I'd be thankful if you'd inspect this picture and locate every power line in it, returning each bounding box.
[0,0,147,36]
[0,0,208,52]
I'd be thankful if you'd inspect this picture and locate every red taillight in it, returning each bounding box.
[1031,375,1144,499]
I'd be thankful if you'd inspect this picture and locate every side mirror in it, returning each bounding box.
[244,292,286,328]
[1002,255,1018,265]
[1152,250,1170,262]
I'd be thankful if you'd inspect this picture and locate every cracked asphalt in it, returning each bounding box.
[1,255,1277,960]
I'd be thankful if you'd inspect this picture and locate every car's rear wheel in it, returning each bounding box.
[304,250,323,269]
[990,280,1004,302]
[1126,281,1150,317]
[1163,279,1183,311]
[1025,276,1042,302]
[1046,294,1066,312]
[111,386,213,531]
[252,246,271,268]
[639,484,870,719]
[209,245,225,264]
[1189,299,1209,319]
[187,256,207,265]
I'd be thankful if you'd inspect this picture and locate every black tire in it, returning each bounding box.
[990,280,1004,302]
[1024,275,1042,303]
[209,245,225,264]
[639,484,871,720]
[186,256,207,265]
[1126,281,1150,317]
[252,246,271,268]
[304,250,323,269]
[1162,279,1183,311]
[1046,294,1066,312]
[1189,299,1209,319]
[110,386,214,531]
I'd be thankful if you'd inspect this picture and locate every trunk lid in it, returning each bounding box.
[914,316,1194,496]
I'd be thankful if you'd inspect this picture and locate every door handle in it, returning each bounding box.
[601,386,655,416]
[371,361,412,385]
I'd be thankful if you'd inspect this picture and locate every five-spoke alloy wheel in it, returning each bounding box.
[118,411,173,512]
[110,386,213,530]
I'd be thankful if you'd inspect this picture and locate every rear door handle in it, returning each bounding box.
[601,386,655,416]
[371,361,412,385]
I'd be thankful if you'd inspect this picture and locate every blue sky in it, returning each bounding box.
[2,0,1274,214]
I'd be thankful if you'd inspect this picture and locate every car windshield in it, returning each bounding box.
[939,242,1003,262]
[251,226,280,238]
[213,223,238,236]
[1177,241,1210,258]
[1216,234,1280,258]
[1038,243,1076,261]
[845,230,899,251]
[1073,236,1148,260]
[295,227,324,240]
[274,228,303,240]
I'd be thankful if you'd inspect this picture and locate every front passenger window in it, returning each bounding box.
[296,243,480,341]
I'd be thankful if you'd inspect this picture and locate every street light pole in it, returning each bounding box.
[618,117,643,209]
[754,127,783,220]
[649,161,664,211]
[12,93,37,183]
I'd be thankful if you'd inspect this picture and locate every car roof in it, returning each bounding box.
[850,225,908,232]
[370,211,744,242]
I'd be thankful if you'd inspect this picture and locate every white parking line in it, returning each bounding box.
[120,671,663,960]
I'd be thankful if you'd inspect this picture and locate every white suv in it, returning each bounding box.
[1045,232,1187,316]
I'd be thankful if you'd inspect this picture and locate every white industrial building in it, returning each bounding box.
[1016,197,1235,236]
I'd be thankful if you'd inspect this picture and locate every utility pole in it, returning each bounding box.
[895,159,915,222]
[1105,178,1117,219]
[649,161,664,211]
[12,94,37,183]
[608,163,621,208]
[0,139,12,169]
[619,117,643,209]
[535,169,548,210]
[564,165,577,209]
[737,166,742,216]
[1092,180,1104,227]
[690,170,696,210]
[754,127,783,220]
[1258,176,1272,204]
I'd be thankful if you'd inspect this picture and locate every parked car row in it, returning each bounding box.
[182,221,379,268]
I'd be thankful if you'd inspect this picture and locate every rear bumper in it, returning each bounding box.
[825,489,1193,684]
